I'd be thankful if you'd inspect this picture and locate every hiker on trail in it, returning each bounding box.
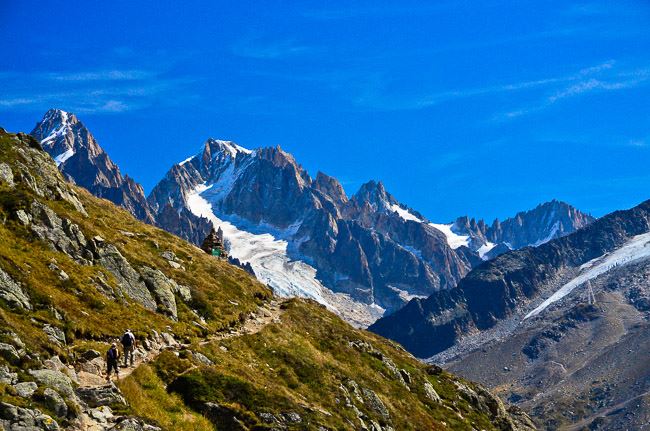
[106,343,120,382]
[121,329,136,367]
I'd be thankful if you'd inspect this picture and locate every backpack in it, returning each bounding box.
[121,332,134,347]
[107,347,117,361]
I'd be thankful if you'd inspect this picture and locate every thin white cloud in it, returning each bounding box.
[0,98,37,107]
[0,67,195,114]
[628,139,647,148]
[353,61,621,111]
[492,64,650,121]
[231,38,313,59]
[46,70,154,82]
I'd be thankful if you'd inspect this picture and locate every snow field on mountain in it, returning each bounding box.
[429,223,470,249]
[525,231,650,319]
[186,182,385,326]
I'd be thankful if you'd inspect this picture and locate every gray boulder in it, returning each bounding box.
[423,382,441,403]
[13,382,38,398]
[283,412,302,423]
[28,369,75,399]
[42,388,68,418]
[139,267,178,319]
[43,356,78,384]
[361,387,390,419]
[0,268,31,310]
[29,201,90,263]
[76,383,127,408]
[176,285,192,302]
[0,402,60,430]
[0,342,21,364]
[109,417,161,430]
[16,209,30,225]
[160,250,176,262]
[91,242,156,311]
[88,405,113,424]
[191,351,213,366]
[0,365,18,385]
[81,349,101,361]
[0,162,14,187]
[43,325,66,346]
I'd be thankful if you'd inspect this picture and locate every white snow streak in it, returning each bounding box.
[179,155,195,166]
[390,204,423,222]
[429,223,470,249]
[478,241,496,259]
[525,231,650,319]
[212,139,252,157]
[53,148,75,166]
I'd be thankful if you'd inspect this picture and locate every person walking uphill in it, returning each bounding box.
[106,343,120,382]
[121,329,136,367]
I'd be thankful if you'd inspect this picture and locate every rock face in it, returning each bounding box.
[0,402,60,430]
[76,384,127,409]
[31,109,156,224]
[369,199,650,358]
[0,268,31,310]
[442,228,650,429]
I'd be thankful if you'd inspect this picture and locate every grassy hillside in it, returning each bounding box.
[0,129,534,430]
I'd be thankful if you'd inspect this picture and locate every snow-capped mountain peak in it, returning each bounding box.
[34,109,80,166]
[205,138,252,158]
[31,109,156,224]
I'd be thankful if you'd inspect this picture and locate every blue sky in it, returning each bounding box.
[1,1,650,222]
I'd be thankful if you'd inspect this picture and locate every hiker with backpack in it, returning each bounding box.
[106,343,120,382]
[121,329,136,367]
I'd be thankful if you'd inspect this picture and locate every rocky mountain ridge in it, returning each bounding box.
[147,135,594,324]
[0,126,536,430]
[30,110,593,326]
[369,198,650,359]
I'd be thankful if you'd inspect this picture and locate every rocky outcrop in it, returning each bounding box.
[0,402,60,431]
[28,369,76,399]
[4,131,87,215]
[0,268,31,310]
[76,384,127,409]
[139,266,178,319]
[0,162,14,187]
[29,200,92,263]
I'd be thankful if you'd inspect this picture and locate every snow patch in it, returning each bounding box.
[524,232,650,319]
[477,241,496,259]
[211,139,252,157]
[429,223,470,249]
[53,148,75,166]
[179,155,195,166]
[390,204,422,223]
[387,285,428,303]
